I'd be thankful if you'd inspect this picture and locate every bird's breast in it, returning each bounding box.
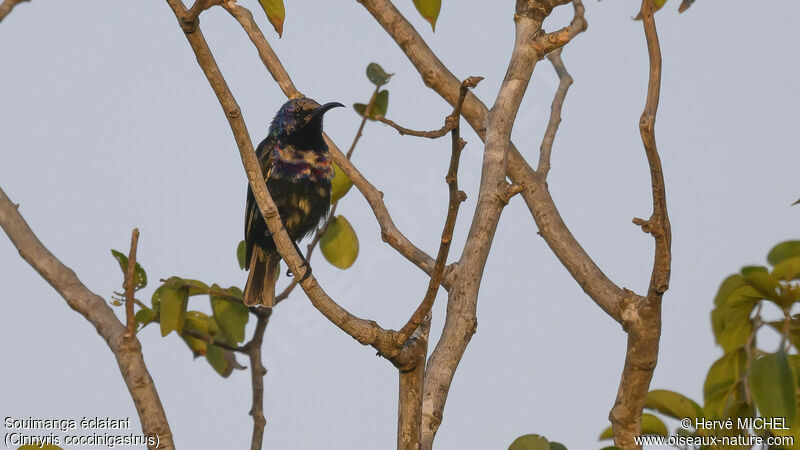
[272,145,333,182]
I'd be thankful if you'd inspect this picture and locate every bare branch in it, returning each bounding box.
[397,318,430,450]
[123,228,140,338]
[537,49,573,178]
[0,0,28,23]
[609,0,670,447]
[0,187,173,449]
[376,115,456,139]
[245,310,271,450]
[393,78,477,346]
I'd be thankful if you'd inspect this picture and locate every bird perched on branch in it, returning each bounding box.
[244,98,344,307]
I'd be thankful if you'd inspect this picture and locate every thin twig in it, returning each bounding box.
[245,310,271,450]
[376,115,456,139]
[537,48,573,178]
[0,0,28,23]
[393,78,479,346]
[348,86,380,158]
[123,228,140,338]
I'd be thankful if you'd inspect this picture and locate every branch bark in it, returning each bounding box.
[245,308,271,450]
[0,187,173,450]
[537,48,573,178]
[609,0,670,447]
[0,0,28,23]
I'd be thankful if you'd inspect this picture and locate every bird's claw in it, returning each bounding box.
[286,260,312,282]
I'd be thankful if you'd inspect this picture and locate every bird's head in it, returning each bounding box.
[269,98,344,150]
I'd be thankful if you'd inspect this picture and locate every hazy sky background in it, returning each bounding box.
[2,1,799,449]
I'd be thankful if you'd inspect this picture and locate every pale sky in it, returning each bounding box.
[1,1,799,449]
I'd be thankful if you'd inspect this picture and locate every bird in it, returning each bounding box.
[243,97,344,307]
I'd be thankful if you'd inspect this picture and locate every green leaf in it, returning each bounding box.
[508,434,550,450]
[598,425,613,440]
[353,89,389,120]
[768,241,800,266]
[210,294,249,344]
[181,311,209,357]
[110,249,147,291]
[645,390,703,421]
[330,161,353,204]
[366,62,394,86]
[773,256,800,282]
[159,285,189,337]
[237,240,247,270]
[792,198,800,206]
[641,414,669,436]
[741,265,768,276]
[206,343,231,377]
[412,0,441,31]
[134,308,155,328]
[163,277,209,297]
[749,349,797,426]
[704,349,747,418]
[711,284,759,352]
[258,0,285,37]
[743,271,781,300]
[320,215,359,269]
[549,443,567,450]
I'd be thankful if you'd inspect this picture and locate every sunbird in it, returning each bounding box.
[243,98,344,307]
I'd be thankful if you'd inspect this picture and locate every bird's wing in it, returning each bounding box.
[244,136,274,270]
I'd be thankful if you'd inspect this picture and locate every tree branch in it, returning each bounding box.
[609,0,670,447]
[397,318,429,450]
[537,48,573,178]
[0,187,174,450]
[245,309,271,450]
[0,0,28,23]
[123,228,140,338]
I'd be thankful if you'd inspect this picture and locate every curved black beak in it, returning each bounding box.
[311,102,345,120]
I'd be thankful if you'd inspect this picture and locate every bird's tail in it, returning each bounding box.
[244,247,279,308]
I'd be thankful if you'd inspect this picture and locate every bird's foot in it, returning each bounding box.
[286,260,312,282]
